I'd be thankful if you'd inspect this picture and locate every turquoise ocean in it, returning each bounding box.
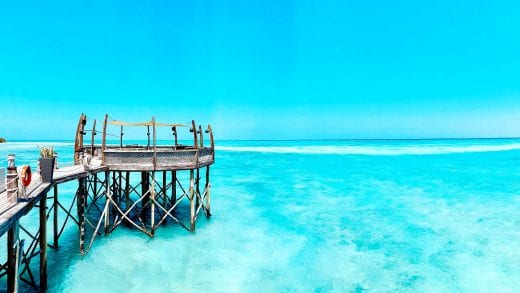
[1,139,520,292]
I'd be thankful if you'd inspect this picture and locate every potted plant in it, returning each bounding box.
[38,146,55,183]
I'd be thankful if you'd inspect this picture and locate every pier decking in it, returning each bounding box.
[0,165,106,235]
[0,113,214,292]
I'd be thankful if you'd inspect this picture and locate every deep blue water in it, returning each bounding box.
[1,139,520,291]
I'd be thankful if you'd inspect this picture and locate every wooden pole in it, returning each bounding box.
[190,169,195,231]
[146,125,150,149]
[207,124,215,161]
[118,171,122,203]
[7,221,20,293]
[90,119,96,156]
[53,185,59,248]
[102,114,108,164]
[141,171,149,218]
[92,173,98,207]
[171,170,177,208]
[196,167,200,209]
[191,120,198,147]
[104,171,110,234]
[162,171,167,208]
[206,166,211,217]
[125,171,130,211]
[151,171,156,236]
[39,193,48,290]
[74,113,87,164]
[78,178,86,253]
[112,172,117,206]
[6,154,18,207]
[152,117,157,169]
[120,125,123,148]
[198,125,203,148]
[172,126,178,149]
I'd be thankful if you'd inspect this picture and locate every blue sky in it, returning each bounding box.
[1,0,519,140]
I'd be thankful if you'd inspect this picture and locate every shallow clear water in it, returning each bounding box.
[1,139,520,292]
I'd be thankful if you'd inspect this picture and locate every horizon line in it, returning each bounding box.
[3,136,520,142]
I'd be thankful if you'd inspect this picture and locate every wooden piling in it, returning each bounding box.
[189,169,195,231]
[206,166,211,217]
[39,193,48,290]
[125,171,130,211]
[7,221,20,293]
[196,167,200,208]
[151,171,156,236]
[53,185,59,248]
[104,171,110,234]
[118,171,122,203]
[171,170,177,207]
[141,171,149,217]
[77,178,86,253]
[93,173,98,204]
[162,171,167,208]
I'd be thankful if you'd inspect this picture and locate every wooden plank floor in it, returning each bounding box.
[0,165,107,237]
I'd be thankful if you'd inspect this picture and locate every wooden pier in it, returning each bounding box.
[0,113,214,292]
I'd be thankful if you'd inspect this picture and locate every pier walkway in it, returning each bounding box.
[0,113,214,292]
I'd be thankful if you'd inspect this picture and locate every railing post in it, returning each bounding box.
[6,154,18,207]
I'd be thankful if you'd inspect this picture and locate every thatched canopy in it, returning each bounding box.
[0,138,6,143]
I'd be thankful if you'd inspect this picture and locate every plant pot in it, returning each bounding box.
[39,157,55,183]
